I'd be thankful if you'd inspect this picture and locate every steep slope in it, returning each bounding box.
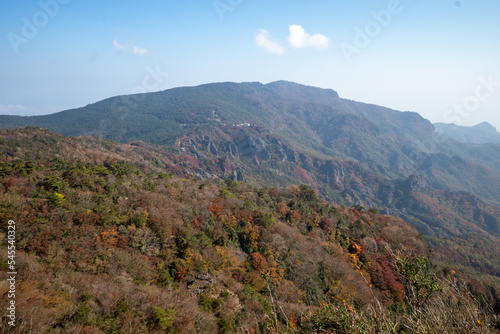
[1,82,499,243]
[0,127,498,333]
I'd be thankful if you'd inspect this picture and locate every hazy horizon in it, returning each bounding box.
[1,0,500,129]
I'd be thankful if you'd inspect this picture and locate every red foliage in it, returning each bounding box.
[208,204,224,216]
[232,267,247,283]
[25,235,51,256]
[293,167,315,185]
[3,176,20,190]
[208,197,227,216]
[250,253,269,271]
[235,208,254,223]
[268,188,279,198]
[319,218,334,231]
[116,236,129,249]
[286,210,302,224]
[368,256,397,292]
[175,265,189,281]
[391,282,405,301]
[73,211,101,225]
[276,202,288,216]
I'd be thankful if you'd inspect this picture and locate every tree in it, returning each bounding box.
[396,256,441,307]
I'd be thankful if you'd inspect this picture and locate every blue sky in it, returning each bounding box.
[1,0,500,129]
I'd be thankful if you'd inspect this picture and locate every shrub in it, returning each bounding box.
[153,306,176,330]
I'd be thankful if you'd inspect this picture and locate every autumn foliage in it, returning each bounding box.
[0,128,498,333]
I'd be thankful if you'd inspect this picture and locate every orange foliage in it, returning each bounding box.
[276,202,289,216]
[250,253,269,271]
[289,313,298,328]
[235,208,254,223]
[287,210,302,225]
[267,267,285,285]
[350,243,362,255]
[100,227,118,246]
[286,185,301,198]
[208,203,225,216]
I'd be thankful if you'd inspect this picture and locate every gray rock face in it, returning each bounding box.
[399,174,427,195]
[202,135,218,155]
[220,141,238,156]
[191,132,301,167]
[209,141,218,155]
[187,273,213,296]
[257,149,271,161]
[284,146,297,162]
[319,160,346,186]
[277,148,287,161]
[229,169,244,182]
[237,136,266,158]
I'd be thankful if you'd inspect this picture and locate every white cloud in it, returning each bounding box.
[0,103,32,115]
[287,25,329,49]
[132,46,148,55]
[112,39,126,51]
[255,29,285,55]
[113,39,150,55]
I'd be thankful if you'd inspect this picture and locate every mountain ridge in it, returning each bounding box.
[1,81,499,239]
[434,121,500,144]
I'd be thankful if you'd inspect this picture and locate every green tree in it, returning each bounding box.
[153,306,176,330]
[396,256,441,307]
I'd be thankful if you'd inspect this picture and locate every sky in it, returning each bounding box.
[1,0,500,130]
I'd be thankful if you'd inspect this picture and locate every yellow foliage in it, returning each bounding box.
[184,248,193,264]
[44,291,69,309]
[245,225,259,250]
[191,252,207,271]
[268,267,284,284]
[326,279,343,301]
[349,254,360,270]
[215,246,237,269]
[19,281,40,297]
[313,214,321,226]
[219,214,238,229]
[352,244,362,254]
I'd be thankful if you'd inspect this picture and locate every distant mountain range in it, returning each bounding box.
[1,81,499,282]
[434,121,500,144]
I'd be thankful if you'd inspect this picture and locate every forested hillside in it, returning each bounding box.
[0,127,499,333]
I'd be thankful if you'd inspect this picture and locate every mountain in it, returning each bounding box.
[434,122,500,144]
[0,127,498,333]
[1,81,500,284]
